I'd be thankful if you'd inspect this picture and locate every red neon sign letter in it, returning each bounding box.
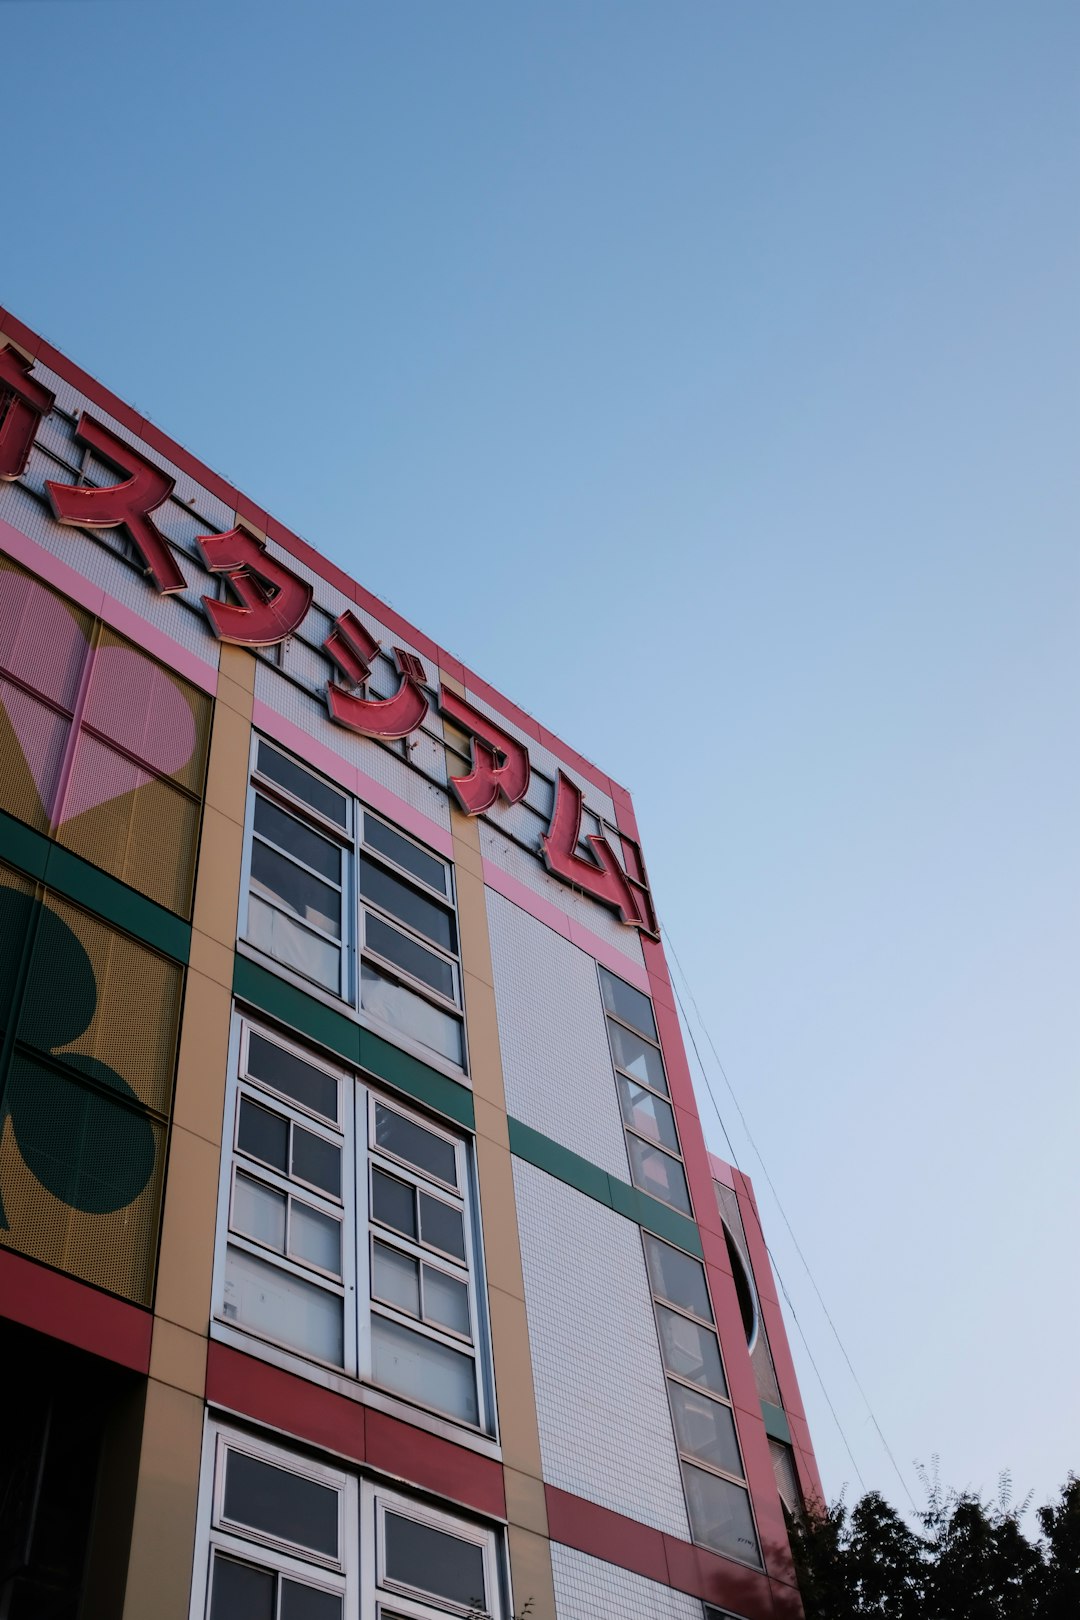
[324,611,429,739]
[198,527,313,645]
[46,415,186,594]
[0,348,55,482]
[439,686,530,815]
[541,771,650,930]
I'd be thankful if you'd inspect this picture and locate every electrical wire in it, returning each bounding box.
[661,923,918,1511]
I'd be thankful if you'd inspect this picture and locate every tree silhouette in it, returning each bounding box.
[0,884,156,1230]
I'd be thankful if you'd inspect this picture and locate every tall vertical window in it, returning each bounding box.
[216,1021,490,1434]
[195,1426,507,1620]
[644,1234,762,1568]
[243,739,464,1067]
[598,966,691,1215]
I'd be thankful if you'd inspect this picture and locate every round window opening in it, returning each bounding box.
[723,1223,758,1351]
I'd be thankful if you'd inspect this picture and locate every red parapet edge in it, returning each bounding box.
[0,1246,152,1373]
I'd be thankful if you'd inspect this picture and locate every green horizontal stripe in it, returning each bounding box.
[507,1118,703,1257]
[233,955,475,1131]
[0,810,191,963]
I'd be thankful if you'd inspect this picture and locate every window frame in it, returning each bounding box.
[240,736,468,1078]
[642,1232,764,1570]
[190,1423,508,1620]
[597,965,693,1218]
[213,1015,495,1442]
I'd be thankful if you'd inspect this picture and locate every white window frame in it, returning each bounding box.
[213,1015,494,1440]
[190,1424,507,1620]
[365,1481,503,1620]
[190,1423,359,1620]
[598,965,693,1217]
[240,735,468,1078]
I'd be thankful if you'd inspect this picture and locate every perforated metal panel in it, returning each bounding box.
[513,1158,690,1537]
[487,889,629,1178]
[551,1543,704,1620]
[0,870,182,1304]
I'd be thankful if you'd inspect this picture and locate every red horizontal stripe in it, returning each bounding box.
[0,1247,152,1372]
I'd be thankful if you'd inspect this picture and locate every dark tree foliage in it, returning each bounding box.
[791,1469,1080,1619]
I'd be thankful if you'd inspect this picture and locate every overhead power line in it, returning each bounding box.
[661,924,918,1512]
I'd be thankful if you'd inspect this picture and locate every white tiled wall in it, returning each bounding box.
[513,1159,690,1538]
[550,1544,704,1620]
[487,888,629,1179]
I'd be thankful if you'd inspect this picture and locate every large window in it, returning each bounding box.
[243,739,465,1068]
[195,1426,505,1620]
[644,1234,762,1569]
[598,966,692,1216]
[217,1019,490,1434]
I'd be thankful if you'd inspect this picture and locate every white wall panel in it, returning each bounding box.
[487,888,628,1178]
[550,1543,703,1620]
[463,684,616,826]
[513,1159,690,1538]
[480,818,646,968]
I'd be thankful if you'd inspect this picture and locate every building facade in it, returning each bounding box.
[0,307,821,1620]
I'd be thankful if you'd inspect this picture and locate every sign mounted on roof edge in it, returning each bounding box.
[1,368,659,938]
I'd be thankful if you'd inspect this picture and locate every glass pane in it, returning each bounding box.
[248,896,341,991]
[361,964,463,1065]
[223,1448,339,1557]
[250,841,341,935]
[371,1314,478,1424]
[656,1306,727,1396]
[281,1581,342,1620]
[258,742,348,828]
[247,1033,338,1122]
[254,796,342,883]
[645,1238,713,1320]
[292,1126,342,1197]
[364,814,448,894]
[359,860,455,951]
[224,1246,345,1366]
[366,915,455,1002]
[371,1168,417,1239]
[599,968,657,1041]
[669,1382,743,1476]
[290,1202,342,1275]
[233,1174,287,1251]
[238,1097,289,1172]
[373,1102,458,1186]
[383,1511,485,1609]
[627,1135,692,1213]
[419,1192,465,1261]
[609,1021,667,1093]
[618,1078,679,1151]
[210,1555,275,1620]
[372,1240,420,1316]
[682,1464,761,1566]
[423,1266,470,1336]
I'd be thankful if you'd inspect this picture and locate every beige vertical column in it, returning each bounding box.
[445,679,557,1620]
[122,644,255,1620]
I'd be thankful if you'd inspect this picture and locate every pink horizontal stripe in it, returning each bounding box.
[251,698,455,858]
[481,857,651,991]
[0,514,219,694]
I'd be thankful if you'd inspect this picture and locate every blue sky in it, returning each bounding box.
[4,0,1078,1520]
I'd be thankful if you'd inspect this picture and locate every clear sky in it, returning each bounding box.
[4,0,1077,1523]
